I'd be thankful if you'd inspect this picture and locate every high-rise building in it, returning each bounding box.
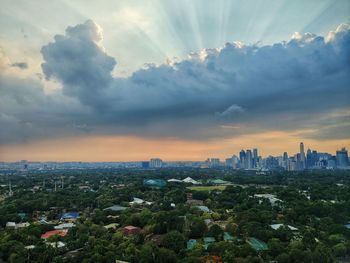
[300,142,306,169]
[306,149,312,168]
[209,158,220,168]
[336,148,349,168]
[150,158,163,168]
[239,150,246,169]
[232,155,239,168]
[246,150,253,169]
[253,148,258,167]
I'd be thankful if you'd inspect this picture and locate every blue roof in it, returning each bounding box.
[187,239,197,250]
[345,224,350,229]
[61,212,79,219]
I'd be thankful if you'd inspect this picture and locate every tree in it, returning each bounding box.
[208,225,224,241]
[161,231,185,253]
[190,219,207,238]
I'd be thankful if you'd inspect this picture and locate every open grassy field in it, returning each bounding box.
[186,185,227,191]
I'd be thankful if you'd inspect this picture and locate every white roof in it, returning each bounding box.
[47,241,66,248]
[129,197,153,205]
[17,222,30,228]
[25,245,36,250]
[54,223,76,229]
[6,222,16,227]
[270,224,298,231]
[130,197,144,204]
[183,177,201,184]
[168,179,183,183]
[254,194,282,204]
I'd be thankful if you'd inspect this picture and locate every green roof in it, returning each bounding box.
[223,232,234,241]
[18,213,26,219]
[209,179,230,185]
[143,179,166,188]
[203,237,216,250]
[246,237,268,251]
[203,237,216,244]
[187,239,197,250]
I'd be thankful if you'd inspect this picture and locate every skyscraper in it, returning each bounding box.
[253,148,258,167]
[300,142,306,169]
[239,150,246,169]
[246,150,253,169]
[336,148,349,168]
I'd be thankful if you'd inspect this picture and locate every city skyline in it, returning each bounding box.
[1,1,350,161]
[1,141,348,166]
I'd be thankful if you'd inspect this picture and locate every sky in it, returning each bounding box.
[0,0,349,161]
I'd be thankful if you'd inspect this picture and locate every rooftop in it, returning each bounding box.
[246,237,268,251]
[41,229,68,239]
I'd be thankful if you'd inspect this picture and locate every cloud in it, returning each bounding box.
[41,20,116,107]
[217,104,244,117]
[10,62,28,69]
[1,21,350,144]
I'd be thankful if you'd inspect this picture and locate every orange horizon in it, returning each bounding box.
[1,131,349,162]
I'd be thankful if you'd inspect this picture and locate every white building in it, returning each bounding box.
[150,158,163,168]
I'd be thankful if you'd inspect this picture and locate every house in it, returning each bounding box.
[187,239,197,250]
[16,222,30,228]
[121,225,141,235]
[61,212,79,222]
[47,241,66,248]
[223,232,234,242]
[129,197,152,206]
[54,223,76,230]
[246,237,268,251]
[344,223,350,229]
[270,224,298,231]
[41,229,68,239]
[25,245,36,250]
[195,205,211,213]
[104,223,119,230]
[203,237,216,249]
[6,222,29,229]
[104,205,127,212]
[6,222,16,228]
[254,194,282,206]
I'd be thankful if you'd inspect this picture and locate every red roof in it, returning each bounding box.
[41,229,68,239]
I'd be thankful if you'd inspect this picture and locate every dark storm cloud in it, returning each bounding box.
[1,21,350,143]
[41,20,116,107]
